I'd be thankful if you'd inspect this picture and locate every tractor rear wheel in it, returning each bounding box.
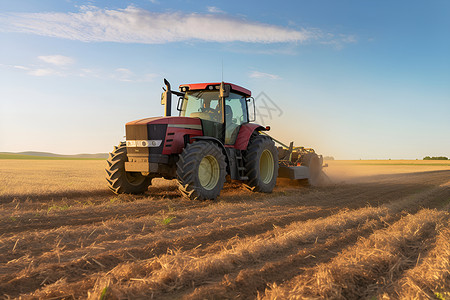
[105,142,152,194]
[176,141,226,200]
[244,135,278,193]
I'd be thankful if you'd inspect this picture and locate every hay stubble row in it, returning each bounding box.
[0,160,449,299]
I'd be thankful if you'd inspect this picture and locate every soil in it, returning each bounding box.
[0,160,449,299]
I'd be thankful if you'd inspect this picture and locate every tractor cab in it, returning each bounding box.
[177,82,253,145]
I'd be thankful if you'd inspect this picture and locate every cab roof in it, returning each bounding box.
[179,82,251,97]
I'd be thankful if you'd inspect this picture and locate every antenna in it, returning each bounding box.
[221,59,224,82]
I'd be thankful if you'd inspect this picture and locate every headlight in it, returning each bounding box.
[126,140,162,147]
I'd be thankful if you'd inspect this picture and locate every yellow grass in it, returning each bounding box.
[0,160,177,199]
[1,159,448,198]
[325,159,450,181]
[0,159,449,299]
[263,209,449,299]
[0,160,106,197]
[395,226,450,299]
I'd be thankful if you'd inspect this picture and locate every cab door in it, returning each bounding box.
[224,93,249,145]
[199,98,225,143]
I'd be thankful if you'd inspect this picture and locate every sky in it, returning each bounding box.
[0,0,449,160]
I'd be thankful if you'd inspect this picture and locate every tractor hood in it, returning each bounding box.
[126,116,201,127]
[125,116,204,156]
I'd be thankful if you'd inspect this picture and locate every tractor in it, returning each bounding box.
[106,79,324,200]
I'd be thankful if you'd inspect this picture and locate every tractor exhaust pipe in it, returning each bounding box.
[161,78,172,116]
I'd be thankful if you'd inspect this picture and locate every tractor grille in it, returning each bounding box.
[126,124,167,157]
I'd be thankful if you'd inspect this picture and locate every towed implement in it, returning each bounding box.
[106,79,326,200]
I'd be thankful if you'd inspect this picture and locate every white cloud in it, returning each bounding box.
[38,55,75,66]
[1,64,60,76]
[13,65,30,70]
[141,73,159,82]
[0,6,315,44]
[249,71,281,80]
[207,6,224,14]
[112,68,134,82]
[111,68,158,82]
[225,44,298,55]
[2,61,155,81]
[341,35,357,44]
[319,33,357,49]
[27,68,59,77]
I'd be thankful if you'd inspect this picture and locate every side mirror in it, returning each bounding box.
[177,96,183,111]
[247,97,256,122]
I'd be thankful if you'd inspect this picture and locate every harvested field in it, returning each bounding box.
[0,160,449,299]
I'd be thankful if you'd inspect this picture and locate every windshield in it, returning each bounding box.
[180,90,222,122]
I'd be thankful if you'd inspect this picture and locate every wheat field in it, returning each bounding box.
[0,159,449,299]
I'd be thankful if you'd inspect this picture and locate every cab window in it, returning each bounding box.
[180,90,222,123]
[225,93,248,126]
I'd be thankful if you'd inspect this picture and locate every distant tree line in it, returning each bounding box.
[324,156,335,160]
[423,156,448,160]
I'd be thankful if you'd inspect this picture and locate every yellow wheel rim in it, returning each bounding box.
[198,155,220,190]
[260,149,274,184]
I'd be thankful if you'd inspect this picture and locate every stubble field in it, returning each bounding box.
[0,159,449,299]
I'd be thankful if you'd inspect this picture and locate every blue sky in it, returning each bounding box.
[0,0,449,159]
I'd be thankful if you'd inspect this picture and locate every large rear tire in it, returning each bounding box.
[176,141,226,200]
[105,142,151,194]
[244,135,278,193]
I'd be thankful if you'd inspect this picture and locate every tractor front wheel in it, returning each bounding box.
[176,141,226,200]
[105,142,152,194]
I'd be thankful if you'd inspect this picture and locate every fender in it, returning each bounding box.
[233,123,268,150]
[191,136,232,174]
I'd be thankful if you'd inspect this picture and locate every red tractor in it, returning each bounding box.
[106,79,324,200]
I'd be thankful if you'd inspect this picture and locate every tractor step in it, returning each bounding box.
[235,151,247,181]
